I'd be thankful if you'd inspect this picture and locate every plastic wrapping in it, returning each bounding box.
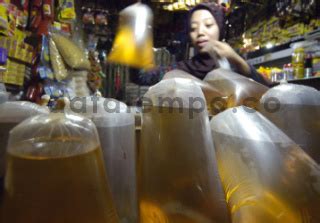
[260,83,320,163]
[0,102,49,185]
[204,68,268,110]
[139,78,230,222]
[0,91,8,104]
[49,37,68,81]
[65,97,137,223]
[0,83,8,104]
[51,33,91,70]
[163,69,227,115]
[107,3,155,69]
[1,113,119,223]
[210,106,320,223]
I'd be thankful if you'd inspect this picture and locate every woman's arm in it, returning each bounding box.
[204,40,271,86]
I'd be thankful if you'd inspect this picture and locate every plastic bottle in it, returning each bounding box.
[292,47,305,79]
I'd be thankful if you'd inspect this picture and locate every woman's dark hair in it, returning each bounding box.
[188,3,226,40]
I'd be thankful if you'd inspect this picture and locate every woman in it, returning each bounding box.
[131,3,270,86]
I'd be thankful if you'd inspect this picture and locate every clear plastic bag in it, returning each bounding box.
[163,69,226,115]
[211,106,320,223]
[0,90,8,104]
[51,33,91,70]
[204,68,268,110]
[0,92,8,104]
[65,97,137,223]
[107,3,155,69]
[0,83,8,104]
[260,83,320,163]
[1,113,119,223]
[0,101,49,184]
[139,78,230,223]
[49,37,68,81]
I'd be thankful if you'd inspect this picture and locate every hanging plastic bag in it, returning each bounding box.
[0,102,49,194]
[163,69,227,115]
[139,78,230,223]
[211,106,320,223]
[65,96,137,223]
[51,33,90,70]
[204,68,268,110]
[260,83,320,163]
[49,37,68,81]
[107,3,155,70]
[1,113,119,223]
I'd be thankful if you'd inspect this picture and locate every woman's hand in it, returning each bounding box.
[203,40,251,76]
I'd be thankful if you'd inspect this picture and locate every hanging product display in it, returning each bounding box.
[211,106,320,223]
[57,0,76,22]
[108,3,155,70]
[51,33,91,70]
[49,37,68,81]
[1,113,119,223]
[260,83,320,163]
[139,78,229,223]
[87,51,105,93]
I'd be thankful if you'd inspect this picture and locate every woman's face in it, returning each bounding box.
[189,9,220,53]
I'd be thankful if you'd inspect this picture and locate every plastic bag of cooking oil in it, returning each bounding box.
[65,96,137,223]
[163,69,227,115]
[0,89,8,104]
[1,113,119,223]
[260,83,320,163]
[49,37,68,81]
[0,102,49,197]
[139,78,230,223]
[210,106,320,223]
[51,33,90,70]
[107,3,155,70]
[204,68,268,110]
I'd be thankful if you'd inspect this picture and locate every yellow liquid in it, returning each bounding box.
[0,122,17,201]
[1,144,119,223]
[207,79,267,110]
[139,106,230,223]
[213,131,320,223]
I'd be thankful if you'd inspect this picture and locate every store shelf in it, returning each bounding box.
[271,77,320,90]
[246,29,320,67]
[247,48,293,66]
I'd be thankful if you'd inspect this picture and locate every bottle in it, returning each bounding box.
[304,52,313,78]
[292,47,305,79]
[283,63,294,80]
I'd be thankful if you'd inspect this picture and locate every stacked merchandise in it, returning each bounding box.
[0,0,34,88]
[106,64,129,101]
[257,40,320,82]
[0,0,95,108]
[229,0,319,53]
